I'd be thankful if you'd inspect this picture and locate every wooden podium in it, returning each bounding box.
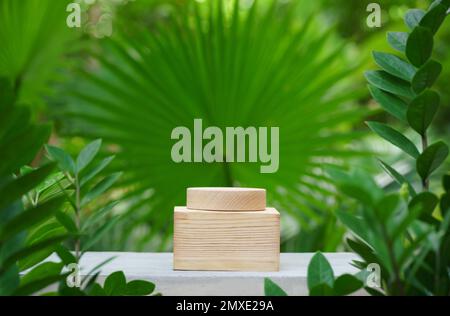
[173,188,280,271]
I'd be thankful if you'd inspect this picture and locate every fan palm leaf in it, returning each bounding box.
[63,0,370,251]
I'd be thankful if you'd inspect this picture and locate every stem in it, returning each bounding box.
[75,174,81,262]
[421,133,429,191]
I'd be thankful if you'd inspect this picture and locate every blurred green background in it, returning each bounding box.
[1,0,449,253]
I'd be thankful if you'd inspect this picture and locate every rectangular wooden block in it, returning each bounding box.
[173,207,280,271]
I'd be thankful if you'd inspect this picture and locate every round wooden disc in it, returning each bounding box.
[186,187,266,211]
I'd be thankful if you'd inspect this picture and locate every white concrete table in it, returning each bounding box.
[64,252,360,296]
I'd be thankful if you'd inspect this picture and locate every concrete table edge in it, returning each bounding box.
[38,252,364,296]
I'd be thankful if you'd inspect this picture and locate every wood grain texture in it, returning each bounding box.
[174,206,280,271]
[186,187,266,211]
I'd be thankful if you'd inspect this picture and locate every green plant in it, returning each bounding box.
[63,0,369,251]
[365,0,449,192]
[0,77,68,295]
[264,278,287,296]
[321,0,450,296]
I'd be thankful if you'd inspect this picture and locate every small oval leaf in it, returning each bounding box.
[406,26,433,67]
[411,60,442,94]
[416,141,449,180]
[407,90,440,135]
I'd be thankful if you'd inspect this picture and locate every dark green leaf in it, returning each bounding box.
[15,272,67,296]
[346,238,379,266]
[372,52,416,81]
[440,193,450,216]
[89,283,106,296]
[2,235,67,271]
[80,155,115,187]
[411,60,442,93]
[333,274,363,296]
[443,175,450,192]
[378,159,416,196]
[387,32,408,53]
[409,192,439,220]
[81,172,122,206]
[307,252,334,291]
[336,211,368,241]
[406,26,433,67]
[76,139,102,174]
[338,184,374,206]
[407,90,440,135]
[0,77,15,109]
[46,145,75,174]
[366,121,419,158]
[126,280,156,296]
[104,271,127,296]
[264,278,287,296]
[364,287,385,296]
[420,3,448,34]
[0,196,65,241]
[368,85,407,122]
[404,9,425,29]
[0,163,56,212]
[15,262,64,296]
[365,70,414,98]
[416,141,449,180]
[55,245,77,265]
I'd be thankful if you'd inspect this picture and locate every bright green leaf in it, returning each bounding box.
[307,252,334,291]
[104,271,127,296]
[406,26,433,67]
[76,139,102,174]
[416,141,449,180]
[264,278,287,296]
[55,211,78,234]
[46,145,75,174]
[366,121,419,158]
[81,172,122,207]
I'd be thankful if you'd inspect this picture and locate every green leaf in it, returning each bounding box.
[411,60,442,94]
[365,71,414,99]
[416,141,449,180]
[372,52,416,82]
[80,155,115,187]
[378,159,416,196]
[1,235,67,271]
[441,193,450,216]
[16,262,64,296]
[46,145,75,174]
[409,192,439,220]
[336,210,368,241]
[0,77,15,108]
[407,90,440,135]
[368,85,407,122]
[104,271,127,296]
[55,245,77,265]
[406,26,433,67]
[55,211,78,234]
[125,280,156,296]
[366,121,419,158]
[419,3,448,34]
[0,163,56,212]
[375,194,400,222]
[333,274,363,296]
[443,175,450,192]
[76,139,102,174]
[81,201,118,231]
[81,215,122,251]
[337,183,374,206]
[307,252,334,291]
[264,278,287,296]
[309,283,334,296]
[81,172,122,206]
[0,196,65,241]
[404,9,425,29]
[346,238,379,266]
[89,283,106,296]
[387,32,408,53]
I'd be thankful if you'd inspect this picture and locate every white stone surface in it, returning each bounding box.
[44,252,362,296]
